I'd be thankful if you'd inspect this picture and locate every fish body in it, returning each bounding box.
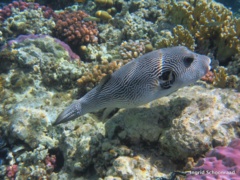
[53,46,211,125]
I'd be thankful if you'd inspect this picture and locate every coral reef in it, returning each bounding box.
[80,43,115,62]
[113,10,158,41]
[187,138,240,179]
[2,144,63,179]
[44,154,57,173]
[0,34,78,179]
[213,66,239,88]
[105,156,166,179]
[52,117,175,179]
[98,24,122,48]
[155,25,195,51]
[0,0,240,179]
[1,35,82,90]
[119,39,153,60]
[0,1,54,22]
[201,70,215,84]
[53,10,99,49]
[0,35,84,152]
[6,164,18,179]
[165,0,240,63]
[1,5,55,38]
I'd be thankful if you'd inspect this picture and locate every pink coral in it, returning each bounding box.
[201,70,215,84]
[6,164,18,180]
[44,154,57,173]
[0,0,54,22]
[53,10,98,47]
[187,139,240,179]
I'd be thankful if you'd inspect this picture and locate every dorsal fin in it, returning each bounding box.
[98,74,112,90]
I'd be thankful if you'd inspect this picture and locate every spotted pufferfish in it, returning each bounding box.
[53,46,211,125]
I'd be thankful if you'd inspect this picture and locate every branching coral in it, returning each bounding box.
[213,66,238,88]
[166,0,240,63]
[156,25,195,50]
[53,10,99,48]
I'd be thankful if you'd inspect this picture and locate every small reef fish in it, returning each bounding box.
[83,16,101,22]
[53,46,211,125]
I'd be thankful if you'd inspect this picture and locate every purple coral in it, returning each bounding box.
[187,139,240,179]
[4,34,80,61]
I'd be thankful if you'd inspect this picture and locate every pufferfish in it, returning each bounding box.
[53,46,211,125]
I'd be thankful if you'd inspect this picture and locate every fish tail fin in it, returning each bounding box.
[53,100,82,125]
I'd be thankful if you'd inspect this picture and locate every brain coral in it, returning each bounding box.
[187,138,240,179]
[53,10,99,48]
[166,0,240,63]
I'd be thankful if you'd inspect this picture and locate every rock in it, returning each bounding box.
[106,156,167,180]
[106,85,240,160]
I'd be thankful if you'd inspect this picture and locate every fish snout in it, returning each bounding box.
[204,56,212,75]
[207,56,211,71]
[198,55,211,77]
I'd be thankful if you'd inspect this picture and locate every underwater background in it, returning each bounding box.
[0,0,240,179]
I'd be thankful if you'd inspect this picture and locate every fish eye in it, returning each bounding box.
[183,56,194,67]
